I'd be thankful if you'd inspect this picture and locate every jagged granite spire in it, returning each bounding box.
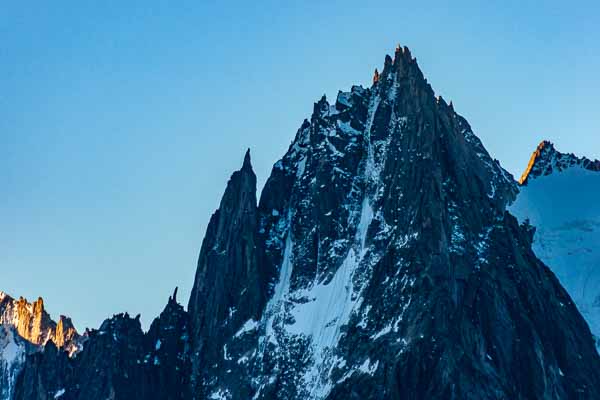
[0,292,80,352]
[242,148,252,170]
[187,150,266,397]
[372,68,379,84]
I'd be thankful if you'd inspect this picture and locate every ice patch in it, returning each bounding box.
[263,232,294,346]
[209,389,230,400]
[358,358,379,375]
[286,198,373,344]
[234,319,258,338]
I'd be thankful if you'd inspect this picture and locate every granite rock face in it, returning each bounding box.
[4,46,600,400]
[0,292,79,353]
[185,46,600,399]
[187,150,268,397]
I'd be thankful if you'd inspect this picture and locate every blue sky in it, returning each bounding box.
[2,1,599,330]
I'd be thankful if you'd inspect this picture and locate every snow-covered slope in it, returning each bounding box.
[510,141,600,350]
[0,325,28,400]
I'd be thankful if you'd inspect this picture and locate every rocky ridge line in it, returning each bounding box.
[519,140,600,185]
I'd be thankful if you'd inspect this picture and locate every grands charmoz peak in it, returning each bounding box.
[2,45,599,400]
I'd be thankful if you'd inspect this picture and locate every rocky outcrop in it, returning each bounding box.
[144,288,191,400]
[0,292,80,400]
[519,140,600,185]
[0,292,79,354]
[12,290,190,400]
[187,150,268,397]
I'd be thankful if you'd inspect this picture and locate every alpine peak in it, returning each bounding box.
[3,44,600,400]
[372,68,379,84]
[519,140,600,185]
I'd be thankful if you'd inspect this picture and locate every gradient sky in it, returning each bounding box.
[2,1,599,331]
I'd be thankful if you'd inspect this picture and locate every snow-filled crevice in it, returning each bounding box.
[252,90,397,399]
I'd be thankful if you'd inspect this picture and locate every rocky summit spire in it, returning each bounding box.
[372,68,379,84]
[519,140,556,184]
[0,292,80,350]
[170,286,179,303]
[186,44,599,399]
[187,149,266,396]
[242,148,252,171]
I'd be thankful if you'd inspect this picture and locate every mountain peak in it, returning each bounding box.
[394,44,412,61]
[242,148,252,171]
[0,290,81,355]
[382,44,417,76]
[372,68,379,84]
[6,44,600,400]
[519,140,600,184]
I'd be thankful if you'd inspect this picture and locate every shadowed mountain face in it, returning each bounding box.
[187,150,267,394]
[3,46,600,400]
[10,290,190,400]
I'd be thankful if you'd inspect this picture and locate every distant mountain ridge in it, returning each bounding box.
[0,292,79,353]
[0,292,80,400]
[2,289,190,400]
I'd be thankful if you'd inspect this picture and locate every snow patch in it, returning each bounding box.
[209,388,231,400]
[358,358,379,375]
[234,319,258,338]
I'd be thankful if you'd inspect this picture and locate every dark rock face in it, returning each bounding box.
[144,288,191,400]
[5,45,600,400]
[187,46,600,399]
[187,150,268,398]
[12,291,190,400]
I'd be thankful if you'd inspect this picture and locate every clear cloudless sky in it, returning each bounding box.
[2,1,599,331]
